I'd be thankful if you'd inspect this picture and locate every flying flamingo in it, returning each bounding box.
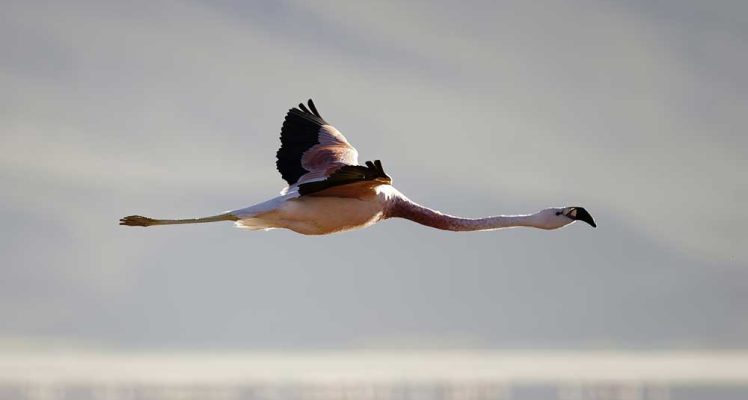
[120,99,596,234]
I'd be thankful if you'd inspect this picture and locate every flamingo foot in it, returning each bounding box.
[119,215,157,227]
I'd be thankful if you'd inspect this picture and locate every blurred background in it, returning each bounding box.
[1,0,747,399]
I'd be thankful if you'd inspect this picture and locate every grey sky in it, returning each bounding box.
[1,0,746,350]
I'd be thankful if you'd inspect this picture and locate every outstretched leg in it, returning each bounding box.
[119,213,238,227]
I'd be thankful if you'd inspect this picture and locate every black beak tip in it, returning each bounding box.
[573,207,596,228]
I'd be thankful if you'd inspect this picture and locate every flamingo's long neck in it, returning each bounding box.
[385,195,540,231]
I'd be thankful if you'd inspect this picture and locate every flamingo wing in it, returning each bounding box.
[297,160,391,196]
[276,99,359,194]
[276,99,391,197]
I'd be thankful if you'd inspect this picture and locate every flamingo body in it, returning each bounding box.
[232,186,394,235]
[120,99,596,233]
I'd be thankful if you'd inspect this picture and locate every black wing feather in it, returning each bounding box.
[275,100,329,186]
[297,160,391,196]
[306,99,323,118]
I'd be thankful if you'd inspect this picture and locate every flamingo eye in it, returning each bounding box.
[555,211,562,216]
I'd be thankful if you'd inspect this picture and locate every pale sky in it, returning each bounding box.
[1,0,746,350]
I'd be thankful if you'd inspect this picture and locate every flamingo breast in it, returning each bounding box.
[247,195,386,235]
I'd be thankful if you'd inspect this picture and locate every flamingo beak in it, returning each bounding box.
[570,207,596,228]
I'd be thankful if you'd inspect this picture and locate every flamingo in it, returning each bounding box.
[120,99,596,234]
